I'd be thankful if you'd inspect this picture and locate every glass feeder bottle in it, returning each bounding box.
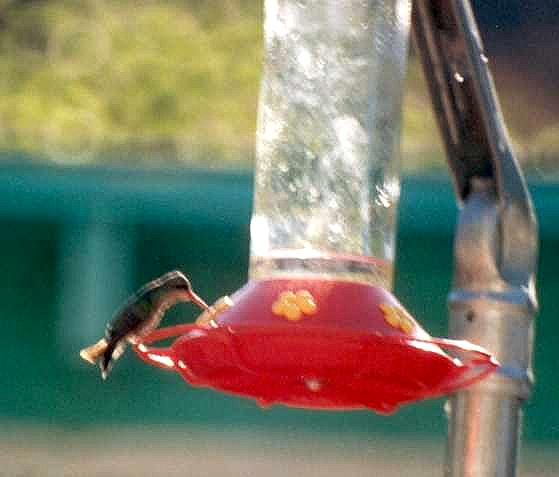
[250,0,412,289]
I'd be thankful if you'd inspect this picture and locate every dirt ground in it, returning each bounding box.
[1,424,556,477]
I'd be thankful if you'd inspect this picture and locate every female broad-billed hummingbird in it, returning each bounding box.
[80,270,208,379]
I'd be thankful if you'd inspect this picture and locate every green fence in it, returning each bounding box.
[1,162,557,443]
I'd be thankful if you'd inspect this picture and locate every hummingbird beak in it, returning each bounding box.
[189,290,209,311]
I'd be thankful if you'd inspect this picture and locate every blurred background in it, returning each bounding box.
[0,1,557,476]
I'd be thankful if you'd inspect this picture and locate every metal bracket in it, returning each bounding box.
[412,1,538,476]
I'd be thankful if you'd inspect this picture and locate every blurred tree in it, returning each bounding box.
[0,0,555,176]
[0,0,262,164]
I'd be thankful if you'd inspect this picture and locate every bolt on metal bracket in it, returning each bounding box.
[412,1,538,476]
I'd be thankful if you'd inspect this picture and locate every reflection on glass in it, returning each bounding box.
[250,0,412,289]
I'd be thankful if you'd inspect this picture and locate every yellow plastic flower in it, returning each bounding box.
[379,303,415,335]
[272,289,317,321]
[195,296,233,326]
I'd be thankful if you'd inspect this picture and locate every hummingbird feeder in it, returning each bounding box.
[135,277,496,414]
[128,0,498,414]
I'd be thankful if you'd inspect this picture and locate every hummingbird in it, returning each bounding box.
[79,270,208,379]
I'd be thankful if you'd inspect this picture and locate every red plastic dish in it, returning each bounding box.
[134,278,498,414]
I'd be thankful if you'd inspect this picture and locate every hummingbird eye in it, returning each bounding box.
[171,277,191,291]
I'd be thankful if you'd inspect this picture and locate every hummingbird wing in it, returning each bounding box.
[99,339,127,380]
[79,295,154,378]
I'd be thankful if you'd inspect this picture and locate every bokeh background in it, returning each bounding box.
[1,1,557,476]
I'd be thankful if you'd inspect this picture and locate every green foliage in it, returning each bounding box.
[0,0,262,163]
[0,0,556,174]
[523,126,559,178]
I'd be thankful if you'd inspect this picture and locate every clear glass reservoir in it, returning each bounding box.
[250,0,412,289]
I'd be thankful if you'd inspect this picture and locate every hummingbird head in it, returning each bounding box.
[159,270,208,310]
[162,270,192,291]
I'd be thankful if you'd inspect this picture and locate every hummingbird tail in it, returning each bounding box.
[99,341,126,380]
[80,338,109,365]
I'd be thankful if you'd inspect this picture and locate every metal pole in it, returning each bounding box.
[411,2,538,476]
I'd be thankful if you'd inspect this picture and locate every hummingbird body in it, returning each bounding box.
[80,270,208,379]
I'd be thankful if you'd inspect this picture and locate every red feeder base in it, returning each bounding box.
[134,278,498,414]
